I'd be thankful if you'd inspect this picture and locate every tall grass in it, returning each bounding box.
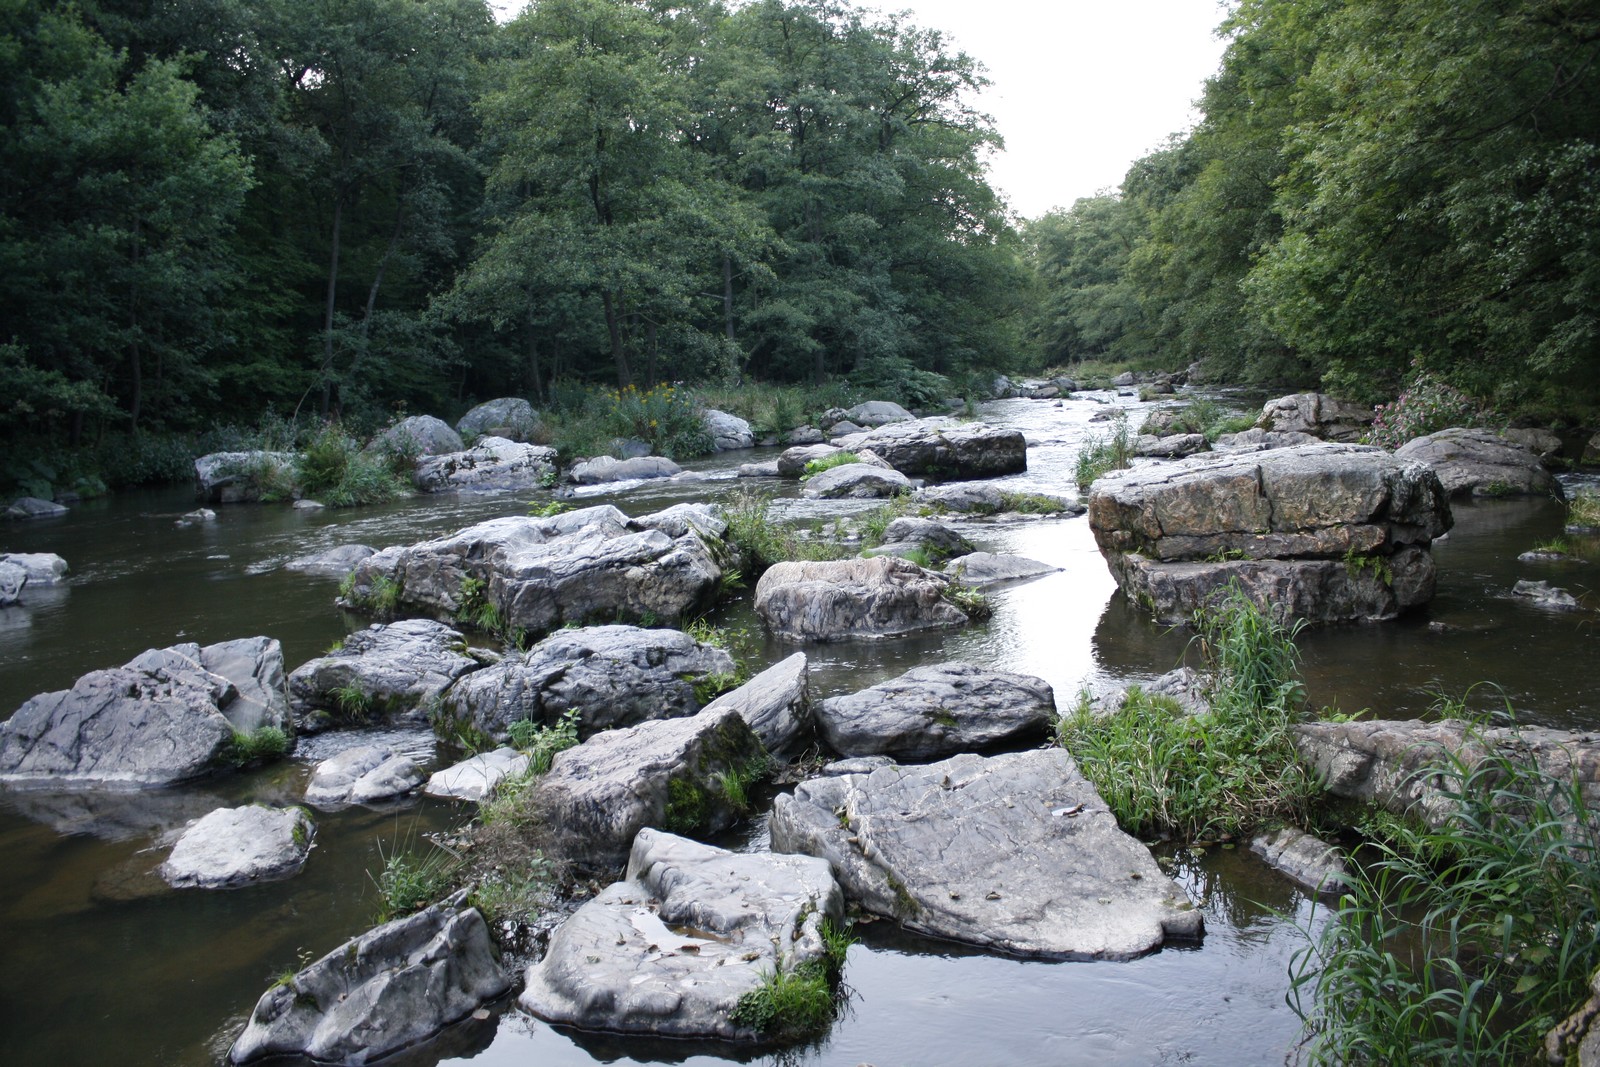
[1074,410,1133,491]
[1289,721,1600,1065]
[720,490,848,578]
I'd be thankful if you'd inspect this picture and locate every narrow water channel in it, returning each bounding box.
[1,394,1593,1066]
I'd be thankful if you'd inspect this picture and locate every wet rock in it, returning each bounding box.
[816,663,1055,760]
[1210,428,1320,453]
[771,750,1202,959]
[193,452,295,504]
[845,400,915,427]
[1256,392,1373,443]
[436,624,733,743]
[0,562,24,606]
[569,455,682,484]
[754,556,968,641]
[1134,433,1209,459]
[0,552,69,584]
[0,637,290,787]
[1249,827,1349,894]
[5,495,69,519]
[1513,578,1584,610]
[529,707,767,870]
[291,500,323,511]
[229,898,509,1064]
[943,552,1059,587]
[1090,442,1452,625]
[801,463,913,499]
[284,543,377,577]
[367,414,463,458]
[521,829,843,1040]
[699,652,811,757]
[161,804,314,888]
[424,747,530,802]
[1394,427,1562,499]
[287,619,488,733]
[737,461,780,478]
[830,418,1027,481]
[457,397,539,441]
[414,437,558,492]
[776,443,842,478]
[703,409,755,451]
[1518,548,1587,564]
[182,506,220,521]
[784,426,825,445]
[304,745,423,806]
[342,504,723,639]
[862,517,975,564]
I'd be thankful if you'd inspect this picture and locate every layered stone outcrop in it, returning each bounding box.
[830,418,1027,481]
[1089,442,1452,625]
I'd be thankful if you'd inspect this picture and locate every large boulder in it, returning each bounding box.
[776,443,841,478]
[830,418,1027,481]
[160,805,315,889]
[703,409,755,451]
[801,463,913,499]
[193,452,295,504]
[1257,392,1373,442]
[0,637,290,787]
[521,829,843,1040]
[699,652,811,756]
[863,517,974,564]
[424,747,530,802]
[770,749,1203,959]
[815,663,1055,760]
[5,495,70,519]
[229,898,510,1064]
[0,552,69,585]
[1394,427,1563,499]
[569,455,682,484]
[754,556,969,641]
[0,561,24,606]
[342,504,724,639]
[527,707,768,870]
[1089,442,1452,625]
[367,414,463,458]
[413,437,558,492]
[845,400,915,427]
[304,745,424,806]
[456,397,538,441]
[434,624,734,744]
[287,619,488,733]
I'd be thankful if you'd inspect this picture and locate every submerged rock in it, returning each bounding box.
[815,663,1055,761]
[287,619,488,733]
[424,747,530,802]
[160,804,314,889]
[5,495,70,519]
[304,745,423,806]
[771,749,1202,959]
[754,556,969,641]
[229,898,509,1064]
[413,437,558,492]
[830,418,1027,481]
[521,829,843,1040]
[1513,578,1584,610]
[284,543,377,577]
[0,562,24,606]
[699,652,811,756]
[943,552,1059,587]
[1249,827,1349,894]
[1394,427,1562,499]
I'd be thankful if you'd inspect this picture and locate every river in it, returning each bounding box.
[1,393,1594,1066]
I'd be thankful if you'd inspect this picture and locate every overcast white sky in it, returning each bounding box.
[491,1,1233,220]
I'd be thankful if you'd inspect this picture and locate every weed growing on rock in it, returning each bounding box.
[941,580,992,621]
[1074,410,1132,491]
[330,683,372,721]
[730,919,853,1040]
[506,709,580,775]
[454,575,504,635]
[222,726,289,767]
[1568,490,1600,530]
[720,490,847,577]
[802,451,860,479]
[295,422,409,507]
[370,840,458,923]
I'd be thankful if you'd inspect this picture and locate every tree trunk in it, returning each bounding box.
[602,289,632,388]
[127,216,142,432]
[525,295,544,403]
[321,193,345,417]
[645,318,658,385]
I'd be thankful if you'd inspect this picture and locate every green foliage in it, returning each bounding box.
[221,726,290,768]
[729,919,853,1039]
[720,489,848,577]
[506,709,581,775]
[342,573,402,618]
[802,452,860,479]
[294,422,409,507]
[454,576,504,635]
[997,491,1071,515]
[469,853,554,925]
[1365,363,1492,449]
[1290,718,1600,1066]
[370,841,458,924]
[1056,582,1314,840]
[1566,490,1600,530]
[599,384,713,458]
[941,581,992,622]
[329,684,372,721]
[1074,410,1133,491]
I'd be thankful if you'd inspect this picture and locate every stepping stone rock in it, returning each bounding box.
[943,552,1059,587]
[304,745,423,806]
[161,805,314,888]
[521,829,843,1040]
[801,463,913,499]
[424,747,531,802]
[0,552,69,584]
[288,619,487,733]
[770,749,1203,959]
[754,556,968,642]
[1249,827,1349,894]
[414,437,558,492]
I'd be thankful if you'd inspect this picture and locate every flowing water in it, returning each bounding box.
[1,394,1595,1066]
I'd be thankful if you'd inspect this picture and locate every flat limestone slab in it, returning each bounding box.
[771,749,1202,960]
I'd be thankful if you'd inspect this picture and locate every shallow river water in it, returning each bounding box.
[1,394,1595,1066]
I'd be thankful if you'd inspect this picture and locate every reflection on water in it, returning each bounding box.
[1,391,1594,1066]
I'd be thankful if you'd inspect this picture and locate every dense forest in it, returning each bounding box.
[3,0,1598,495]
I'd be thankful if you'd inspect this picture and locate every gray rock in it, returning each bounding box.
[703,408,755,451]
[304,746,422,806]
[569,455,682,484]
[801,463,913,499]
[1210,428,1320,453]
[229,899,510,1064]
[868,517,975,563]
[1500,426,1563,461]
[287,619,487,733]
[700,652,811,756]
[632,502,728,541]
[826,419,867,436]
[1118,666,1212,717]
[991,375,1018,398]
[342,504,723,639]
[771,750,1203,959]
[522,828,842,1040]
[161,804,314,888]
[1134,433,1209,459]
[1249,827,1349,894]
[182,506,221,520]
[1257,392,1373,443]
[784,426,825,445]
[456,397,538,440]
[5,495,69,519]
[0,562,24,606]
[831,418,1028,481]
[193,452,295,504]
[424,747,530,802]
[1513,578,1584,610]
[0,552,69,584]
[284,544,377,577]
[1585,431,1600,467]
[737,460,781,478]
[367,414,463,458]
[819,755,896,776]
[1111,371,1137,387]
[414,437,558,492]
[435,624,734,743]
[777,443,842,478]
[754,556,969,641]
[846,400,915,427]
[1395,427,1562,499]
[943,552,1059,587]
[529,707,768,870]
[291,500,322,511]
[816,662,1055,760]
[0,637,290,787]
[914,482,1005,513]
